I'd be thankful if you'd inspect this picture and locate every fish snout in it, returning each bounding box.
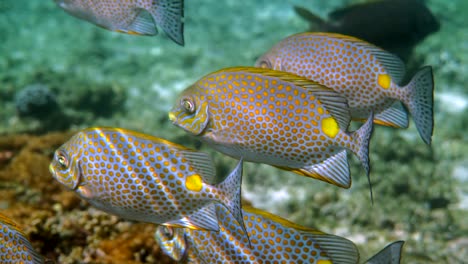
[168,111,177,123]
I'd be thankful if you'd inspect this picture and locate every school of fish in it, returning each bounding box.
[3,0,439,262]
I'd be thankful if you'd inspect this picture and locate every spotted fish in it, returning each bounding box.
[256,32,434,145]
[155,205,359,264]
[0,213,44,264]
[49,127,248,237]
[54,0,185,45]
[169,66,373,190]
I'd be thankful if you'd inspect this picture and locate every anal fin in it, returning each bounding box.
[374,101,408,128]
[124,9,157,35]
[164,204,219,231]
[278,150,351,188]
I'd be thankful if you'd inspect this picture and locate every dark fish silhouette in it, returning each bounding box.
[294,0,440,61]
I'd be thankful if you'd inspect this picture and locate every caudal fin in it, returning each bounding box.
[216,158,250,246]
[351,112,374,202]
[150,0,184,45]
[365,240,405,264]
[404,66,434,145]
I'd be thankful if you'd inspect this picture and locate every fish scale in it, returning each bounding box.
[256,32,434,145]
[155,205,359,264]
[0,213,44,264]
[49,127,248,240]
[169,66,373,189]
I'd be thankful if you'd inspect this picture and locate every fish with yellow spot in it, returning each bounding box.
[155,205,360,264]
[256,32,434,145]
[0,213,45,264]
[169,66,374,191]
[49,127,248,239]
[54,0,185,45]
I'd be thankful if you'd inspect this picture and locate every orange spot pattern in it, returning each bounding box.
[180,69,357,168]
[0,215,40,264]
[52,128,222,226]
[258,33,406,120]
[185,206,332,263]
[65,0,152,32]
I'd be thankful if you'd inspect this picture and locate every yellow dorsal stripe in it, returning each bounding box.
[205,66,335,92]
[242,206,327,234]
[0,213,27,237]
[84,127,192,151]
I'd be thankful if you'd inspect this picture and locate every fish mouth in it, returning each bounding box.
[168,112,177,123]
[49,163,56,177]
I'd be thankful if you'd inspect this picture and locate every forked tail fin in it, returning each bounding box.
[404,66,434,145]
[351,112,374,203]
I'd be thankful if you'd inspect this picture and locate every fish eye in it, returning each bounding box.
[259,60,271,69]
[161,226,174,239]
[56,151,69,170]
[181,98,195,114]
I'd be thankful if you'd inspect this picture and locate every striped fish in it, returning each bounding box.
[155,205,359,264]
[0,213,44,264]
[49,127,248,239]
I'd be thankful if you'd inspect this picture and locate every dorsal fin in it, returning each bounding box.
[371,49,406,84]
[180,150,216,185]
[305,233,359,264]
[0,213,26,236]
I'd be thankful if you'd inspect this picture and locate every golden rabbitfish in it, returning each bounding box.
[54,0,185,45]
[256,32,434,145]
[155,205,359,264]
[169,67,373,189]
[49,127,248,237]
[0,213,44,264]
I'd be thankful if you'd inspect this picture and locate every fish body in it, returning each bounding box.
[0,213,44,264]
[155,205,359,264]
[294,0,440,61]
[169,66,373,189]
[54,0,184,45]
[256,32,434,145]
[49,127,247,236]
